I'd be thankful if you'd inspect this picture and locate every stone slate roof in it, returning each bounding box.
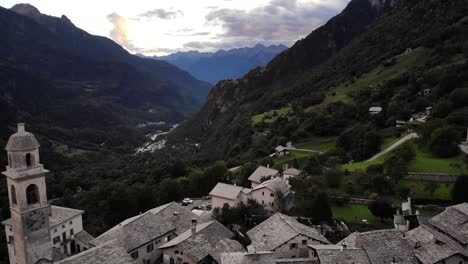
[253,177,291,196]
[75,230,95,247]
[283,168,301,176]
[159,220,243,263]
[428,203,468,245]
[209,183,247,200]
[2,206,83,228]
[248,166,279,184]
[355,229,418,264]
[309,245,371,264]
[55,240,134,264]
[407,221,468,263]
[91,202,203,251]
[5,124,40,151]
[221,252,275,264]
[247,213,329,251]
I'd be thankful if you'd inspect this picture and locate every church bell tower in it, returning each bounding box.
[2,123,52,264]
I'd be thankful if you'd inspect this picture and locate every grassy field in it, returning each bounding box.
[400,180,452,200]
[382,137,399,150]
[251,106,292,125]
[273,150,311,170]
[294,137,337,152]
[333,204,382,225]
[408,149,467,174]
[343,141,467,175]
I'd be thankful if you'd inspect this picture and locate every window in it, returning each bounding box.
[175,250,179,254]
[11,185,17,205]
[167,235,172,241]
[270,193,274,197]
[26,184,39,204]
[53,236,60,244]
[77,245,81,253]
[147,244,154,253]
[70,229,74,236]
[262,200,264,204]
[170,258,175,264]
[290,243,297,249]
[8,236,14,244]
[26,153,32,167]
[8,154,12,167]
[130,251,139,260]
[54,229,57,233]
[180,251,183,255]
[302,240,307,246]
[69,221,73,225]
[262,192,264,196]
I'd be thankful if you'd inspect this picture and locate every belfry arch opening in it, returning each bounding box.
[11,185,17,205]
[26,153,33,167]
[26,184,39,204]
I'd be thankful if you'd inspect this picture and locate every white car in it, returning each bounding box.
[182,198,193,205]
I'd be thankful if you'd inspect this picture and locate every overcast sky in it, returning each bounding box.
[2,0,351,55]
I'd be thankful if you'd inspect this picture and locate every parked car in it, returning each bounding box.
[182,198,193,206]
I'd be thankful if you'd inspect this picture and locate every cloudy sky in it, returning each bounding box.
[3,0,351,55]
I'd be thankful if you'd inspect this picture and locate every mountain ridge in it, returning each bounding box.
[153,44,288,84]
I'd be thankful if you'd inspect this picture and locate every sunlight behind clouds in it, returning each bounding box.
[2,0,351,55]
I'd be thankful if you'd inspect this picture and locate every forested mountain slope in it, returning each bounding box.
[0,4,213,151]
[171,0,422,161]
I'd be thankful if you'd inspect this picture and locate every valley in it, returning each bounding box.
[0,0,468,263]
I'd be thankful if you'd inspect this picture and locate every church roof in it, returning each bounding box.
[55,240,133,264]
[5,123,40,151]
[91,202,204,252]
[1,206,84,228]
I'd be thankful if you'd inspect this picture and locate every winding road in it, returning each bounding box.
[366,133,419,162]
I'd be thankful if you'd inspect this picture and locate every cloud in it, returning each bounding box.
[202,0,350,49]
[139,8,182,20]
[107,13,136,51]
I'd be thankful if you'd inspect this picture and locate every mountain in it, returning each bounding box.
[154,44,288,84]
[0,4,212,151]
[170,0,468,162]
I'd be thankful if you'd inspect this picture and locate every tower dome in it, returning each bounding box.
[5,123,40,151]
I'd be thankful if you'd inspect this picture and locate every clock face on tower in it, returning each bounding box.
[25,210,47,232]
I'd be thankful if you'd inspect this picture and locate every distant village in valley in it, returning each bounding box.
[3,124,468,264]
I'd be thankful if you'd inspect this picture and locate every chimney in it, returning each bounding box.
[17,123,25,133]
[341,242,347,251]
[191,218,197,238]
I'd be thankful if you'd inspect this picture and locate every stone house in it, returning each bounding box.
[209,183,251,209]
[248,166,280,188]
[406,203,468,264]
[159,219,244,264]
[282,167,302,184]
[247,213,330,259]
[250,177,292,212]
[274,146,290,158]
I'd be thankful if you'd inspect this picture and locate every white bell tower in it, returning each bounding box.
[2,123,52,264]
